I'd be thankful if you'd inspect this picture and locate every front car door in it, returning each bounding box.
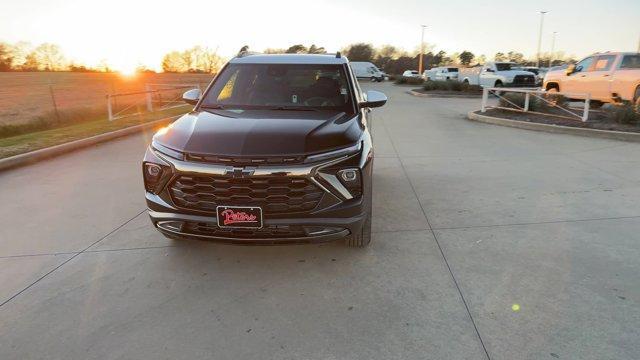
[481,65,498,87]
[586,55,617,101]
[563,56,595,98]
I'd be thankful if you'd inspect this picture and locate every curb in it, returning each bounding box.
[467,110,640,142]
[0,116,178,172]
[407,90,481,99]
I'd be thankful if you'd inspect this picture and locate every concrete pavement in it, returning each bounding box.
[0,82,638,359]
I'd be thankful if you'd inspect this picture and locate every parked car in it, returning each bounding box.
[458,62,537,88]
[350,61,385,82]
[423,67,459,81]
[514,66,547,85]
[143,53,387,247]
[402,70,421,78]
[543,52,640,106]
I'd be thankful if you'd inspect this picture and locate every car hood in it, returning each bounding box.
[153,109,362,157]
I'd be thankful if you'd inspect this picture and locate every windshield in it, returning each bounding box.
[495,63,513,71]
[200,64,354,113]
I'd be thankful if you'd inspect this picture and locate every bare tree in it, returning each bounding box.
[35,43,66,71]
[197,47,223,73]
[180,47,198,72]
[0,43,13,71]
[161,51,184,73]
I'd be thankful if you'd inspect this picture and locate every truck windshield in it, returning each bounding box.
[495,63,513,71]
[200,64,354,113]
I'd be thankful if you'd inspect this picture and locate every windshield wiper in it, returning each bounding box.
[268,106,319,112]
[200,104,226,110]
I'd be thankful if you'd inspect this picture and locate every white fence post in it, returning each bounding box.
[107,95,113,121]
[481,87,489,112]
[582,94,590,122]
[145,84,153,112]
[524,93,530,112]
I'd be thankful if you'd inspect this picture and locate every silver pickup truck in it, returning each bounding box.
[543,52,640,106]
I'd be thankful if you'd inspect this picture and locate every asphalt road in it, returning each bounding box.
[0,82,639,360]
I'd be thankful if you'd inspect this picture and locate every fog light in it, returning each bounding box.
[145,163,162,179]
[339,169,358,182]
[143,163,166,193]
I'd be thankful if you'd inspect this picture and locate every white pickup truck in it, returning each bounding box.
[458,62,537,88]
[543,52,640,106]
[423,67,459,81]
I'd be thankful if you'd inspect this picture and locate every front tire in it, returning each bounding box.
[493,81,503,97]
[346,214,371,247]
[545,85,560,106]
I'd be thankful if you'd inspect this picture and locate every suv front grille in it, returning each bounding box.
[169,174,324,214]
[185,153,304,165]
[513,75,535,85]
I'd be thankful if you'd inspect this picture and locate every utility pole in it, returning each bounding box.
[418,25,427,75]
[550,31,557,66]
[536,11,548,68]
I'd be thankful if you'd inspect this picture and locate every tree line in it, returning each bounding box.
[0,40,576,74]
[340,43,574,74]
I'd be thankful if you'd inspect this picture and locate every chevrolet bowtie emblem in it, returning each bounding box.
[225,167,255,178]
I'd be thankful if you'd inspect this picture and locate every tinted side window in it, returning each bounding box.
[575,57,594,72]
[620,55,640,69]
[593,55,616,71]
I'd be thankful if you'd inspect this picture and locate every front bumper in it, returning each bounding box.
[148,207,365,245]
[143,141,373,244]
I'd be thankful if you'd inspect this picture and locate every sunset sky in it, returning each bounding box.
[1,0,639,71]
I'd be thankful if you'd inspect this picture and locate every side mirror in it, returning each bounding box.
[182,89,201,105]
[360,90,387,108]
[566,64,576,75]
[485,68,494,73]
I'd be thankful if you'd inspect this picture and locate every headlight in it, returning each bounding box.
[305,142,361,164]
[143,147,172,194]
[337,168,362,198]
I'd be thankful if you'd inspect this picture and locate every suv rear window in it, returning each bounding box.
[621,55,640,69]
[201,64,354,113]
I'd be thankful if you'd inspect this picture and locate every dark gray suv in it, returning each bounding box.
[142,53,386,246]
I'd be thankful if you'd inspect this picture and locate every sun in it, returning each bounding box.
[116,63,138,77]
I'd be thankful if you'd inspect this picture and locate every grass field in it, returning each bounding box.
[0,72,214,126]
[0,106,188,159]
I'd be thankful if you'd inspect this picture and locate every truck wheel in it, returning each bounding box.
[493,81,503,96]
[346,214,371,247]
[545,85,560,106]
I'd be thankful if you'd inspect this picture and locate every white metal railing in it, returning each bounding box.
[481,87,592,122]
